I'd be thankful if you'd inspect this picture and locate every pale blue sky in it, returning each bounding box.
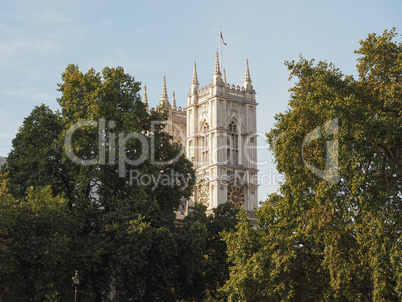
[0,0,401,200]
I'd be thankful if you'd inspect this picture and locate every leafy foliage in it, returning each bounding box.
[176,203,239,301]
[0,63,242,301]
[1,65,205,301]
[222,29,401,301]
[4,105,68,200]
[0,180,74,301]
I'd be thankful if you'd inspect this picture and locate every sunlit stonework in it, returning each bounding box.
[143,52,259,217]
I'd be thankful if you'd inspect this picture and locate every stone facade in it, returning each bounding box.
[144,53,258,216]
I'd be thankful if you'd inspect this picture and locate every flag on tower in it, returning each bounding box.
[220,30,227,45]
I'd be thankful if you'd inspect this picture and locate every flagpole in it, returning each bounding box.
[219,27,222,71]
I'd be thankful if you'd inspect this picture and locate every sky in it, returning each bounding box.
[0,0,401,201]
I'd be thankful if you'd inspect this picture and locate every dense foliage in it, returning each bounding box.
[1,28,400,301]
[0,65,238,301]
[222,29,401,301]
[0,181,74,301]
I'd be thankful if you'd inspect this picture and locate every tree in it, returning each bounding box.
[2,64,196,301]
[175,203,239,302]
[57,64,194,214]
[0,179,75,301]
[4,105,69,200]
[222,29,401,301]
[204,202,240,300]
[57,65,195,301]
[104,193,179,301]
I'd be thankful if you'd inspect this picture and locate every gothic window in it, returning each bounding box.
[227,121,239,164]
[201,123,209,166]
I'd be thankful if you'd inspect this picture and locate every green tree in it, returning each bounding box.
[204,202,240,301]
[2,64,197,301]
[175,203,239,302]
[57,64,194,214]
[222,29,401,301]
[4,105,70,200]
[0,179,75,301]
[104,193,179,301]
[57,65,195,301]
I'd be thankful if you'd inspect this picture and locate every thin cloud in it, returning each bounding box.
[40,10,68,23]
[0,23,14,34]
[0,40,60,57]
[0,89,28,97]
[33,92,56,102]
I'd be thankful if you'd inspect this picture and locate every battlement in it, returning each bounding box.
[193,81,256,103]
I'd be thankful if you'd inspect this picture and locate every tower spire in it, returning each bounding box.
[190,61,199,98]
[160,74,170,108]
[243,58,253,92]
[213,50,221,75]
[143,83,148,107]
[222,68,226,84]
[192,61,199,84]
[172,89,177,110]
[244,58,251,82]
[212,50,224,88]
[162,74,168,98]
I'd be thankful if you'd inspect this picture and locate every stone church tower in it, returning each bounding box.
[145,52,259,216]
[185,52,258,215]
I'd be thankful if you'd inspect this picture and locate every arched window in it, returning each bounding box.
[227,121,239,164]
[201,123,209,166]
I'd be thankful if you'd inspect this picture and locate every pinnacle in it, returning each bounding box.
[214,50,221,75]
[172,89,177,110]
[192,61,199,84]
[244,58,251,82]
[143,83,148,105]
[161,74,168,99]
[160,74,170,108]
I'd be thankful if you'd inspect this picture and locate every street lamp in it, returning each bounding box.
[72,270,80,302]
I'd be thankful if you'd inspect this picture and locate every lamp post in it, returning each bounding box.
[72,270,80,302]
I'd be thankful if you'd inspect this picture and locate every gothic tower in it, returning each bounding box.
[185,52,259,214]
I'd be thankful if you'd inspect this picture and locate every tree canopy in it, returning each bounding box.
[1,29,400,302]
[222,28,401,301]
[0,65,240,301]
[0,181,74,302]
